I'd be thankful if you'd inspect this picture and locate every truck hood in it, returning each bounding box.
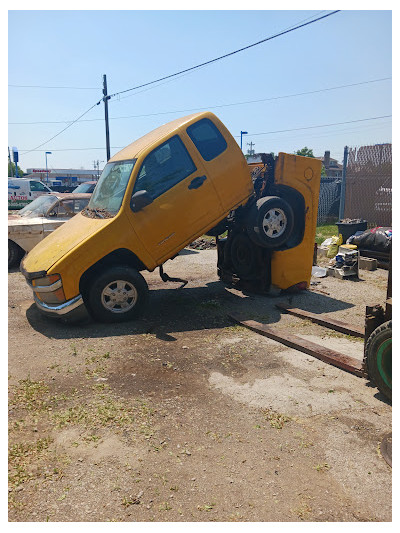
[22,212,113,273]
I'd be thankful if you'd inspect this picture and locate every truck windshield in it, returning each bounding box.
[84,159,136,218]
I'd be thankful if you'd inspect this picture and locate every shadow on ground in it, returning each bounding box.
[26,280,355,341]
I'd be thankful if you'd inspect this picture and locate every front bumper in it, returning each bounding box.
[33,292,83,315]
[21,262,89,322]
[33,293,90,322]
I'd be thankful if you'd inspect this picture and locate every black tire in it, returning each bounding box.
[8,240,24,268]
[206,219,228,237]
[365,320,392,401]
[246,196,294,248]
[229,232,261,279]
[86,265,149,323]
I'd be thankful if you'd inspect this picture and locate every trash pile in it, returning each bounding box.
[349,227,392,253]
[188,238,217,250]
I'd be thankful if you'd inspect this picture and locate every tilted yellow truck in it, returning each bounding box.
[21,111,321,323]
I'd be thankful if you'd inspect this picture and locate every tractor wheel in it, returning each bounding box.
[365,320,392,401]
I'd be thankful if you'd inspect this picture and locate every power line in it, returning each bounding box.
[20,101,101,155]
[8,12,330,94]
[114,11,331,102]
[13,11,341,155]
[19,114,391,152]
[108,10,341,100]
[235,115,392,138]
[10,76,390,125]
[9,84,99,90]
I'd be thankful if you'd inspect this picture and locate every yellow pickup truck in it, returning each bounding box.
[21,111,321,323]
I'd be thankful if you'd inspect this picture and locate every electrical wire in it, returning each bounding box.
[19,114,391,152]
[9,77,390,125]
[13,10,341,155]
[9,84,99,90]
[20,101,101,155]
[8,12,330,94]
[107,10,340,100]
[234,115,392,138]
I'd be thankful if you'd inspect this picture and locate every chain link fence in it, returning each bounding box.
[344,144,392,227]
[317,143,392,227]
[317,177,341,224]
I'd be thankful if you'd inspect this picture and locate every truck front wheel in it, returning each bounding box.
[247,196,294,248]
[86,265,149,323]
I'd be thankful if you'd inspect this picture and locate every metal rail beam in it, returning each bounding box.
[276,303,365,338]
[229,315,364,376]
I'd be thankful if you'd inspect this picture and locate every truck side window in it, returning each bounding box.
[133,135,196,200]
[186,118,227,161]
[30,181,50,192]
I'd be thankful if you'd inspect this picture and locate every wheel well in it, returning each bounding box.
[79,248,146,298]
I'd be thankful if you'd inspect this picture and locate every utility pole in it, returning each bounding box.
[247,141,255,156]
[339,145,349,221]
[8,147,14,177]
[93,159,104,180]
[103,75,111,161]
[93,160,98,179]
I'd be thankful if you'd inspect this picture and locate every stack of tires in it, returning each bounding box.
[216,196,294,281]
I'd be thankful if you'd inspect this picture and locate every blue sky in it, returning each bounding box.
[8,9,392,172]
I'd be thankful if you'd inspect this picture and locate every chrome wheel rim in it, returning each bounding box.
[101,279,138,313]
[262,208,287,238]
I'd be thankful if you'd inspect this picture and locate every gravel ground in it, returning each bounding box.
[8,249,391,522]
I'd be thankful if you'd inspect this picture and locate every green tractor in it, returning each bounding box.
[363,262,392,401]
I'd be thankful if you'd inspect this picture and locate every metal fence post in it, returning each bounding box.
[338,145,348,221]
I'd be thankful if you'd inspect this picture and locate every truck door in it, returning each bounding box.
[126,134,222,264]
[186,116,253,212]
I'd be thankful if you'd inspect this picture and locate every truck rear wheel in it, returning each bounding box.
[229,232,261,279]
[365,320,392,401]
[247,196,294,248]
[86,265,149,323]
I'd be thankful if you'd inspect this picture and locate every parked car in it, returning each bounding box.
[8,193,91,268]
[73,181,97,194]
[8,178,53,209]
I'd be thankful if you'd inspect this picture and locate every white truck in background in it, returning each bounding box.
[8,178,53,209]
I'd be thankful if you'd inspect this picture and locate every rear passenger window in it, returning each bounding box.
[187,118,227,161]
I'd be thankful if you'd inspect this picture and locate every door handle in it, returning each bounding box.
[188,175,207,190]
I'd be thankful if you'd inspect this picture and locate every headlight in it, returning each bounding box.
[32,274,66,304]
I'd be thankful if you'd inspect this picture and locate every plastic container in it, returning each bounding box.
[311,266,327,278]
[336,220,367,243]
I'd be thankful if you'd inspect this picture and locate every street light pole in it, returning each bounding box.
[45,151,52,184]
[240,131,248,151]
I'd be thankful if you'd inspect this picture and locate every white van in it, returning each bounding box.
[8,178,52,209]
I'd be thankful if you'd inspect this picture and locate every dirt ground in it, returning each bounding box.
[8,248,392,522]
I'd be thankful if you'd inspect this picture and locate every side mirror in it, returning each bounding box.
[130,190,153,212]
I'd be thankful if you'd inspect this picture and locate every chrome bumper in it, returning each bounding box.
[34,293,84,316]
